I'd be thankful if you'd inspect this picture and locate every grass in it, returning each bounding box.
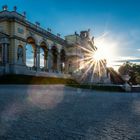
[0,74,78,85]
[0,74,125,92]
[67,84,125,92]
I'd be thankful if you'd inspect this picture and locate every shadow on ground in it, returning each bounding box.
[0,85,140,140]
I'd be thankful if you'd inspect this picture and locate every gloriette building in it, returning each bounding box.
[0,6,110,83]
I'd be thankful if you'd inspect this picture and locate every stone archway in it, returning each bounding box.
[25,37,36,68]
[51,46,58,72]
[40,42,48,71]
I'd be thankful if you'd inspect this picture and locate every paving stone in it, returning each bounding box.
[0,85,140,139]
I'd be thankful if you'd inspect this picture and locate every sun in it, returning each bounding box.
[94,33,117,67]
[75,31,118,83]
[93,48,105,61]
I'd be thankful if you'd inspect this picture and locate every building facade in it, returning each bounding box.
[0,6,110,83]
[65,30,110,83]
[0,6,70,77]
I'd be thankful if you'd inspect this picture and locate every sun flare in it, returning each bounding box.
[76,32,118,82]
[94,33,117,67]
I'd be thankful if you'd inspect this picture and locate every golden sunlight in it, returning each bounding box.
[76,32,118,82]
[94,32,118,67]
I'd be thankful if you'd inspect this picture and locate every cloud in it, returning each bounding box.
[114,56,140,63]
[111,56,140,70]
[137,49,140,52]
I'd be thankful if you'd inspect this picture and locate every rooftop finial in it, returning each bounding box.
[23,11,26,17]
[47,28,52,32]
[35,21,40,26]
[2,5,8,11]
[13,6,17,12]
[57,33,61,37]
[75,31,78,35]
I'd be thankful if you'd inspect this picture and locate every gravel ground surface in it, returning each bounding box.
[0,85,140,140]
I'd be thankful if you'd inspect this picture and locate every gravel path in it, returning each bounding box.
[0,85,140,140]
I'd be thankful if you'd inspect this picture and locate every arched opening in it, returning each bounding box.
[51,46,58,72]
[40,47,44,68]
[40,42,48,70]
[25,37,36,68]
[17,45,23,64]
[60,49,66,72]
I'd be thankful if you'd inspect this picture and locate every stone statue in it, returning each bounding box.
[17,46,23,64]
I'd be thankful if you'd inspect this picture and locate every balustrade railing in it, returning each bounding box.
[0,10,66,44]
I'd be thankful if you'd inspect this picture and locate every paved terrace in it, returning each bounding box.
[0,85,140,140]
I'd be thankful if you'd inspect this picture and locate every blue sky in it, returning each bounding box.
[0,0,140,66]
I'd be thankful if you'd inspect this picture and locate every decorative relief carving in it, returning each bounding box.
[17,28,24,34]
[29,31,34,36]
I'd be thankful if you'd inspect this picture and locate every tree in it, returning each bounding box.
[118,61,132,75]
[118,62,140,85]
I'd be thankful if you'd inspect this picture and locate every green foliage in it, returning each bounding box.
[68,84,124,92]
[107,67,124,84]
[118,62,140,85]
[135,75,140,84]
[118,61,132,75]
[0,74,78,85]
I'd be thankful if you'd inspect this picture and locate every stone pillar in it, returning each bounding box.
[47,49,52,72]
[1,44,4,64]
[57,50,61,73]
[2,43,9,74]
[4,44,8,63]
[34,48,37,68]
[23,45,26,65]
[38,46,40,69]
[2,43,8,64]
[44,53,46,69]
[64,57,68,74]
[33,46,38,71]
[36,45,40,71]
[44,51,48,71]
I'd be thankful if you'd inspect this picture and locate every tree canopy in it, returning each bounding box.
[118,62,140,85]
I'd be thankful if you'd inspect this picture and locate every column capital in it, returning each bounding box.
[0,37,10,44]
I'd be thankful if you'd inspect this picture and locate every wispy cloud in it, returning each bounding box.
[113,56,140,64]
[111,56,140,70]
[137,49,140,52]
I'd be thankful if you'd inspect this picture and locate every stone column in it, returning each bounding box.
[44,51,48,71]
[36,45,40,71]
[1,44,4,64]
[57,50,61,73]
[2,43,8,64]
[23,44,26,65]
[2,43,9,74]
[64,57,68,74]
[33,46,38,71]
[34,48,37,68]
[38,46,40,69]
[4,44,8,63]
[47,49,52,72]
[64,58,67,74]
[44,53,46,70]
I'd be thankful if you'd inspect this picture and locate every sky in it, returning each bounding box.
[0,0,140,68]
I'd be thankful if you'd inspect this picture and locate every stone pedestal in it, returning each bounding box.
[124,83,131,92]
[122,75,131,92]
